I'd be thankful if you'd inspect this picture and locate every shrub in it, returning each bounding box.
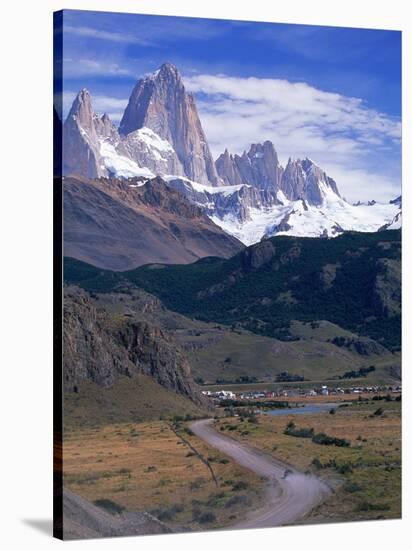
[198,512,217,524]
[356,501,390,512]
[284,425,314,438]
[206,492,227,507]
[225,495,251,508]
[336,463,353,474]
[374,407,384,416]
[312,432,350,447]
[93,499,125,515]
[311,458,323,470]
[232,480,249,491]
[247,414,259,424]
[344,481,362,493]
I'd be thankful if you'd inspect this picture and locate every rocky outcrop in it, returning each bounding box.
[62,64,401,246]
[216,141,283,191]
[63,287,204,406]
[119,63,219,185]
[373,258,401,317]
[63,175,244,270]
[63,89,106,178]
[216,145,341,208]
[242,240,276,270]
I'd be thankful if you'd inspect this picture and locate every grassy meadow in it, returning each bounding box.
[213,399,401,523]
[63,420,265,531]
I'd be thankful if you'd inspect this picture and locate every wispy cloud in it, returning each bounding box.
[64,25,150,45]
[184,73,401,201]
[63,58,134,78]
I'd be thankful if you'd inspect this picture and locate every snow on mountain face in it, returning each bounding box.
[119,63,220,185]
[63,89,105,178]
[99,140,154,179]
[63,88,182,180]
[206,174,400,245]
[63,63,401,245]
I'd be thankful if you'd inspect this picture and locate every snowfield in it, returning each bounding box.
[211,182,401,244]
[99,140,154,179]
[95,136,401,245]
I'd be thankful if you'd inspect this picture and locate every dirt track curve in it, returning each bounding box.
[190,419,331,529]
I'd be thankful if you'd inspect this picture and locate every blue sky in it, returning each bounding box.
[57,9,402,202]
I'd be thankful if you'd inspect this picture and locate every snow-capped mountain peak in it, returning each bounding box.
[62,63,401,246]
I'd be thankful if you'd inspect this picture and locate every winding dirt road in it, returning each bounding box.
[190,419,331,529]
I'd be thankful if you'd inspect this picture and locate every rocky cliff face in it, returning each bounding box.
[119,63,219,185]
[216,143,339,207]
[62,63,401,246]
[216,141,283,191]
[63,89,106,178]
[63,287,204,406]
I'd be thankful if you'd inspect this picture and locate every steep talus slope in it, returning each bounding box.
[63,176,243,270]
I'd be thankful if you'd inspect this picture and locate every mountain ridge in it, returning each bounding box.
[63,175,244,270]
[63,229,401,351]
[62,62,402,245]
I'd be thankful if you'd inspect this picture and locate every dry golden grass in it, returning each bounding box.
[216,400,401,523]
[63,420,264,530]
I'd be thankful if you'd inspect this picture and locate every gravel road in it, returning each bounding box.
[190,418,331,529]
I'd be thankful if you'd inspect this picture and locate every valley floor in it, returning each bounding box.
[63,397,400,535]
[63,419,265,532]
[213,399,401,524]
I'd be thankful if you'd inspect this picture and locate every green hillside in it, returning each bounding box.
[64,230,401,351]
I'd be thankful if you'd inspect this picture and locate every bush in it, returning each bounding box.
[247,414,259,424]
[93,499,125,515]
[198,512,217,524]
[284,425,314,438]
[312,432,350,447]
[374,407,384,416]
[154,504,185,521]
[232,480,249,491]
[344,481,362,493]
[225,495,251,508]
[311,458,323,470]
[336,463,353,474]
[206,491,227,507]
[356,501,390,512]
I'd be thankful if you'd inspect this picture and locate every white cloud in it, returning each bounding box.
[64,25,149,45]
[63,58,133,78]
[320,163,400,203]
[184,73,401,201]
